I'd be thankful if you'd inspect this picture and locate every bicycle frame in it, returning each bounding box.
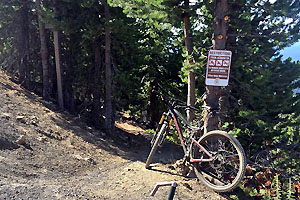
[163,103,215,164]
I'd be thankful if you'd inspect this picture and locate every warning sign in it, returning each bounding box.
[205,50,232,86]
[209,59,215,66]
[216,60,222,66]
[223,60,230,67]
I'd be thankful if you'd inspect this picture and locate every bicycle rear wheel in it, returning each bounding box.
[145,123,167,169]
[191,130,246,192]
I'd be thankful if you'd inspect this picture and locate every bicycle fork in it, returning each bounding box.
[151,112,173,147]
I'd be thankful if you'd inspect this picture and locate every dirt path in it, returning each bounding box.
[0,70,226,200]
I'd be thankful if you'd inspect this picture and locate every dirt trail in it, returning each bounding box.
[0,70,226,200]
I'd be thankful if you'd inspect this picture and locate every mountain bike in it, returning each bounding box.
[145,88,247,192]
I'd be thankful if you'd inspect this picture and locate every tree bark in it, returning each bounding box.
[53,0,64,110]
[204,0,228,133]
[53,31,64,110]
[63,34,76,113]
[17,0,30,89]
[92,46,102,127]
[149,82,160,128]
[183,0,196,123]
[104,0,113,133]
[36,0,50,100]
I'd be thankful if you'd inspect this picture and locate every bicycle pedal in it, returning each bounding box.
[179,165,190,176]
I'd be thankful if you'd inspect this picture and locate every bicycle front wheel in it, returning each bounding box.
[145,123,167,169]
[192,130,246,192]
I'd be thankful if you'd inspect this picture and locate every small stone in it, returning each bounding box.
[1,113,10,120]
[30,117,38,126]
[73,154,83,160]
[37,136,47,142]
[16,135,26,145]
[168,165,175,170]
[0,156,6,161]
[124,167,133,171]
[85,157,97,165]
[183,183,193,191]
[16,115,25,120]
[16,115,26,123]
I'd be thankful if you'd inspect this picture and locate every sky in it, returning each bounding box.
[280,41,300,61]
[284,41,300,95]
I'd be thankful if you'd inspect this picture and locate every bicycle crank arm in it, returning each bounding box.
[190,158,214,163]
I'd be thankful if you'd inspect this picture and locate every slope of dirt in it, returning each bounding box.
[0,70,226,200]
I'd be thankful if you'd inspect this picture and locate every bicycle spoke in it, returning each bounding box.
[192,131,246,192]
[201,168,227,186]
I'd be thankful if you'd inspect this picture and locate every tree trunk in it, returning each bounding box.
[149,82,160,128]
[204,0,228,133]
[63,35,76,113]
[36,0,50,100]
[17,0,30,89]
[53,0,64,110]
[183,0,195,123]
[53,31,64,110]
[92,46,102,127]
[104,0,113,133]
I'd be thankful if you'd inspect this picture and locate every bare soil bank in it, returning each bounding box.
[0,70,226,200]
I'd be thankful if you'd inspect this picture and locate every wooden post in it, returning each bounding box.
[183,0,196,123]
[204,0,228,133]
[53,31,64,109]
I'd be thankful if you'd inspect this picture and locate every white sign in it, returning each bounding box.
[205,50,232,86]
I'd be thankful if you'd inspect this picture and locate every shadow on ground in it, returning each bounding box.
[49,110,184,166]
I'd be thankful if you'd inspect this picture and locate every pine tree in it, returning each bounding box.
[224,0,300,153]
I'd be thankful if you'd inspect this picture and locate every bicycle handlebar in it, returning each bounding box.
[150,86,219,112]
[202,105,219,112]
[150,87,199,112]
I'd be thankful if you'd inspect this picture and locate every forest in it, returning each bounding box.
[0,0,300,198]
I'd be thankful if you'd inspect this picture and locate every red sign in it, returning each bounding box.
[216,60,222,66]
[223,60,230,67]
[209,59,215,66]
[205,50,232,86]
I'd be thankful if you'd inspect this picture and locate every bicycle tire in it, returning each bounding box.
[145,123,167,169]
[192,130,246,192]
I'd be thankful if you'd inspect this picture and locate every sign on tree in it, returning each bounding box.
[205,50,232,87]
